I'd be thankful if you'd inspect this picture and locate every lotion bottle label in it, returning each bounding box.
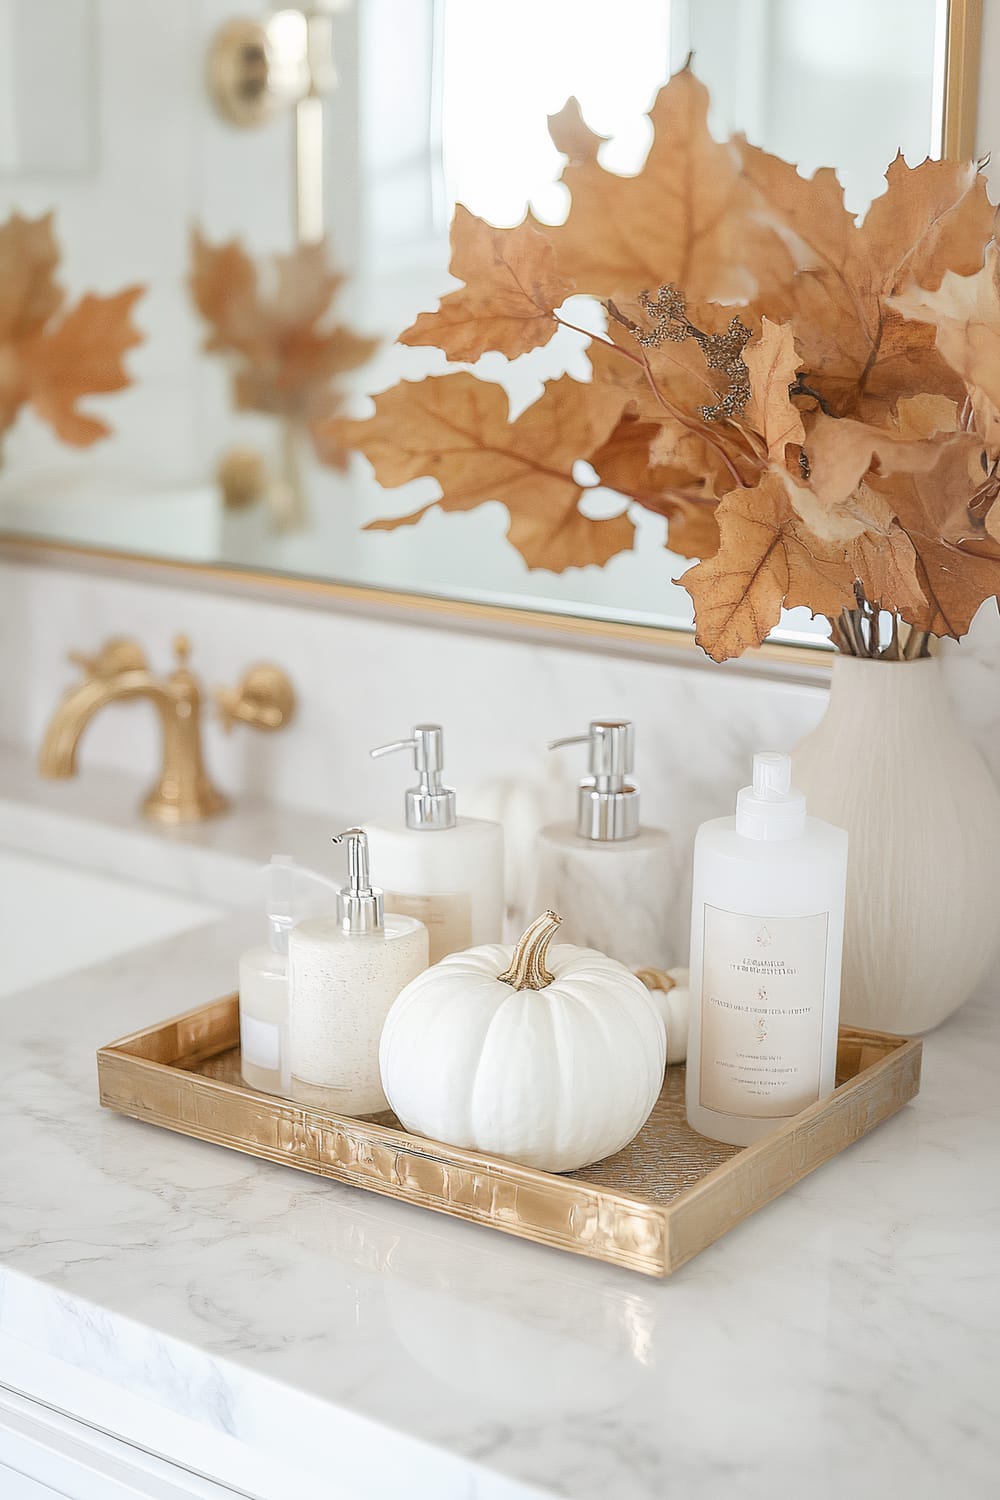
[699,905,829,1118]
[241,1014,281,1072]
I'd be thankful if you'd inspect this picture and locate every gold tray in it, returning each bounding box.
[97,998,921,1278]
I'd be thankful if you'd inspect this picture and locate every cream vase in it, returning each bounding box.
[793,654,1000,1033]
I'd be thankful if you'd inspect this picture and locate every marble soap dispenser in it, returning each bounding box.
[288,829,428,1115]
[365,724,504,963]
[531,720,673,969]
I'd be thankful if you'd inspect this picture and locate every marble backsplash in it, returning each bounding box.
[3,557,999,961]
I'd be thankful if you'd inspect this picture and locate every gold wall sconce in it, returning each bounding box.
[206,3,352,242]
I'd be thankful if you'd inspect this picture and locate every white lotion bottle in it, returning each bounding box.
[238,856,339,1096]
[686,752,848,1146]
[289,828,428,1115]
[531,720,673,969]
[364,724,504,964]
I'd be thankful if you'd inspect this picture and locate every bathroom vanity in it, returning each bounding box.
[0,743,997,1500]
[1,1,998,1492]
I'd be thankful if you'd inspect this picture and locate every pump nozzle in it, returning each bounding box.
[752,751,792,799]
[548,719,639,841]
[736,752,806,840]
[333,827,385,934]
[370,724,457,830]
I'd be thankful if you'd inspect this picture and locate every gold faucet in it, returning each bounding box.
[39,635,295,824]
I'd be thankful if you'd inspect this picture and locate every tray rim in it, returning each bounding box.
[97,996,923,1277]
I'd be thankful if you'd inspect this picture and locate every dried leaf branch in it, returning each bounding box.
[327,64,1000,661]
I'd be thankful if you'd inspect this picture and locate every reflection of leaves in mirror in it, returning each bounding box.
[330,64,1000,663]
[188,231,378,508]
[351,371,635,571]
[0,211,144,454]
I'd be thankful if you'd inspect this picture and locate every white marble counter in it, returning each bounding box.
[1,896,998,1500]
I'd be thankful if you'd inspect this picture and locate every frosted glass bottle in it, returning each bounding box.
[240,946,290,1096]
[532,721,673,969]
[289,829,428,1115]
[238,855,339,1096]
[365,724,504,964]
[686,752,848,1146]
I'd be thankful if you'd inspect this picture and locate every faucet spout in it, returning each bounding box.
[40,671,162,777]
[39,638,229,824]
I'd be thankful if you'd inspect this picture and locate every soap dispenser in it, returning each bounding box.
[531,720,673,969]
[685,752,848,1147]
[288,829,428,1114]
[364,724,504,963]
[238,855,340,1097]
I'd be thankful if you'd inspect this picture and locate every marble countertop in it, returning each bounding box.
[0,757,998,1499]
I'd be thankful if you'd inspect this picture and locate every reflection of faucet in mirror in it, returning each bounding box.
[39,635,295,824]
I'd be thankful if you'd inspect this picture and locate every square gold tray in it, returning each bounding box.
[97,997,921,1277]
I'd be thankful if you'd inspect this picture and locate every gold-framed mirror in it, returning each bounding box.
[0,0,983,666]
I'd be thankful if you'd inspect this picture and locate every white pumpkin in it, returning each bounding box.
[635,967,690,1065]
[379,912,666,1173]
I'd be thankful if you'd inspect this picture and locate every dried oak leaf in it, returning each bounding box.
[335,371,634,571]
[0,212,63,343]
[892,392,960,439]
[533,67,793,303]
[547,96,608,166]
[741,149,994,419]
[889,240,1000,435]
[400,205,574,362]
[792,410,945,543]
[0,211,143,446]
[190,229,377,417]
[682,470,857,661]
[743,318,804,461]
[22,288,144,445]
[867,435,1000,636]
[589,414,720,560]
[850,504,929,622]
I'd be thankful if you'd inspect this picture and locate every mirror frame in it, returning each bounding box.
[0,0,982,677]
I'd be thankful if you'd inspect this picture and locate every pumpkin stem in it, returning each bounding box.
[635,967,676,994]
[498,911,562,991]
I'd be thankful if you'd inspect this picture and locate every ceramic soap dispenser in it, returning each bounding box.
[288,828,428,1114]
[531,720,673,969]
[365,724,504,963]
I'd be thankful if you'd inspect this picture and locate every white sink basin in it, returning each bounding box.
[0,846,218,998]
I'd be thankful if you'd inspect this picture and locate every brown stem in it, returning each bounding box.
[789,377,833,417]
[498,912,562,991]
[635,967,677,994]
[903,625,932,660]
[835,608,866,657]
[885,613,901,661]
[828,614,852,653]
[635,346,750,490]
[553,311,752,490]
[553,312,624,350]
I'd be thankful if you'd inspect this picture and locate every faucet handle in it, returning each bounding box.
[68,638,147,680]
[215,664,295,735]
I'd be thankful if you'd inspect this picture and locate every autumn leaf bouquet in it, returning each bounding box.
[331,67,1000,662]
